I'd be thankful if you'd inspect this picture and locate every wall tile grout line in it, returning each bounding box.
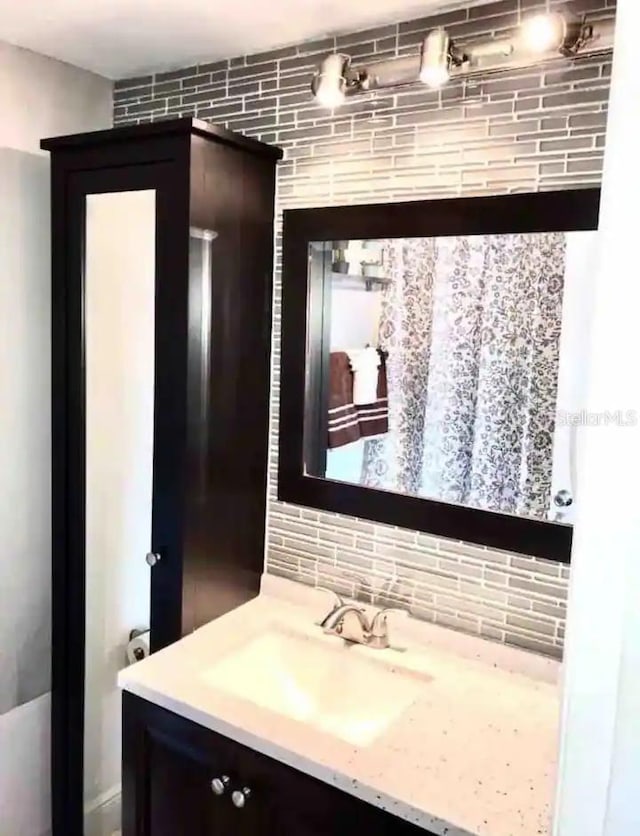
[114,0,616,660]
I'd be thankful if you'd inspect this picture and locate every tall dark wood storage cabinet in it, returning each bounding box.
[41,119,282,834]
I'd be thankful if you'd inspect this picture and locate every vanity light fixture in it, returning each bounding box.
[521,12,568,53]
[419,28,454,88]
[310,53,352,108]
[520,12,587,55]
[311,9,612,108]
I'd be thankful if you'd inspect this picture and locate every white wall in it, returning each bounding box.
[554,0,640,832]
[0,40,112,836]
[0,41,111,153]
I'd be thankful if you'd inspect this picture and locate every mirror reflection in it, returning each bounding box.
[306,231,598,525]
[84,190,156,830]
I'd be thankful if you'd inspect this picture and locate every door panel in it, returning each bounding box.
[148,733,238,836]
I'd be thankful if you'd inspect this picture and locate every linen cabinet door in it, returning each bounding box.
[147,732,239,836]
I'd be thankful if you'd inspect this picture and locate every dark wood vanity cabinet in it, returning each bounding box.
[123,692,433,836]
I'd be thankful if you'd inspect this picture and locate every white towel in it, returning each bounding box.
[347,347,381,405]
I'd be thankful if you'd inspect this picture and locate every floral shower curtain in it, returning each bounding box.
[360,233,566,518]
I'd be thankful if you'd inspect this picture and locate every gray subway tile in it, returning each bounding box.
[112,0,613,661]
[543,88,609,109]
[508,575,569,600]
[375,36,398,55]
[125,101,167,115]
[532,599,567,617]
[504,632,562,659]
[569,111,609,128]
[541,116,568,130]
[540,135,595,152]
[337,24,397,47]
[545,63,602,86]
[279,54,321,73]
[567,157,603,173]
[540,160,565,175]
[484,569,508,585]
[506,614,556,637]
[229,113,279,132]
[448,13,519,38]
[332,550,375,574]
[297,36,337,56]
[245,46,297,65]
[153,79,183,96]
[484,74,542,95]
[489,118,538,136]
[507,594,533,611]
[197,60,228,73]
[114,75,152,90]
[376,545,434,568]
[459,580,508,604]
[470,100,515,118]
[279,538,334,561]
[469,0,515,17]
[317,527,354,547]
[480,623,505,642]
[439,558,482,578]
[437,594,505,620]
[373,524,417,545]
[229,61,279,81]
[562,0,612,12]
[435,611,481,634]
[181,89,230,106]
[115,84,153,101]
[178,73,211,89]
[155,65,199,82]
[511,556,561,577]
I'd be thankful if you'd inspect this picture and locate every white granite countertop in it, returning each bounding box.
[118,575,560,836]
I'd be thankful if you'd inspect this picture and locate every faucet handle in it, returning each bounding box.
[370,607,409,637]
[317,586,345,608]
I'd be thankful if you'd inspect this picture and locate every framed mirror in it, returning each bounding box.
[279,189,601,563]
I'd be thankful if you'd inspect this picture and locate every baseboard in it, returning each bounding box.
[84,785,121,836]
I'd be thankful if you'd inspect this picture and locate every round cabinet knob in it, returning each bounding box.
[145,552,161,567]
[554,490,574,508]
[231,787,251,808]
[210,775,230,796]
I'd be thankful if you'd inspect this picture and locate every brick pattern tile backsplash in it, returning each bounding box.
[114,0,616,659]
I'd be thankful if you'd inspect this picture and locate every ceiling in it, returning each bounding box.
[0,0,486,79]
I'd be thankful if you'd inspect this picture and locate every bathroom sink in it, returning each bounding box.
[201,628,427,746]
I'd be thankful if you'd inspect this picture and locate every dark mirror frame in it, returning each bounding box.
[279,188,601,564]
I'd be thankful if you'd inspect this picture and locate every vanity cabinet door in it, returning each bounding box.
[123,692,431,836]
[123,691,245,836]
[147,733,239,836]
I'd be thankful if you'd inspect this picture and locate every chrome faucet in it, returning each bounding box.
[318,588,406,649]
[320,603,371,639]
